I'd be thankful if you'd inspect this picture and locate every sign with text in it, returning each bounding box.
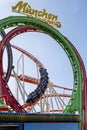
[12,1,61,28]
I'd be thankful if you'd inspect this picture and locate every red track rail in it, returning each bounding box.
[11,44,44,68]
[0,67,25,112]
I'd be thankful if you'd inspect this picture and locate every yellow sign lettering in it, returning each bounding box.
[12,1,30,12]
[12,1,61,28]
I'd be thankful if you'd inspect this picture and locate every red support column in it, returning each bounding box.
[82,78,87,130]
[0,49,3,96]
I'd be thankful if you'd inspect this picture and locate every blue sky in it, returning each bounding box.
[0,0,87,90]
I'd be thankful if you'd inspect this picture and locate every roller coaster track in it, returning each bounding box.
[0,27,72,112]
[11,43,72,91]
[10,44,72,110]
[1,33,72,113]
[10,44,72,111]
[12,32,86,128]
[0,16,86,129]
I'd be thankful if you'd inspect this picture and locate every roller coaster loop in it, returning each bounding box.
[0,16,86,129]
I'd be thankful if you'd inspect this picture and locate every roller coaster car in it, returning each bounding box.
[39,68,47,75]
[0,96,8,112]
[26,68,49,105]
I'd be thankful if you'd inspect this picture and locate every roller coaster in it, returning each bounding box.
[0,16,87,130]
